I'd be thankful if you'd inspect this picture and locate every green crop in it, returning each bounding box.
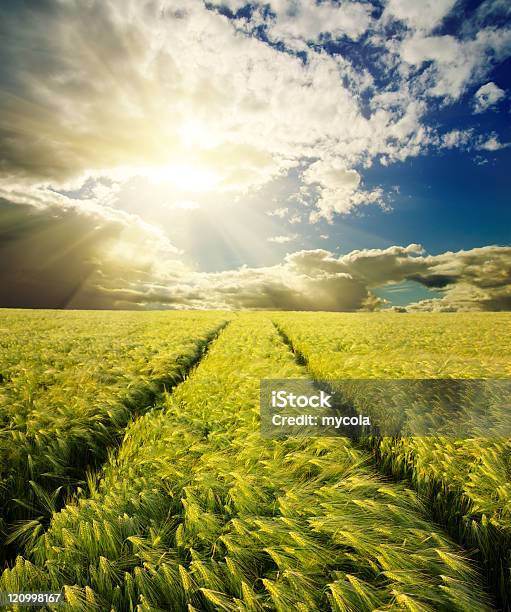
[1,314,498,611]
[0,309,228,561]
[272,311,511,608]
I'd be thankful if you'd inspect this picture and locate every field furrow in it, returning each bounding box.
[1,314,494,611]
[0,309,229,563]
[272,311,511,609]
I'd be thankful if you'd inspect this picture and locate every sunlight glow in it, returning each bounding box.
[144,163,221,193]
[178,120,216,149]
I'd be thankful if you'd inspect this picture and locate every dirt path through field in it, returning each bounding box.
[272,318,506,610]
[0,319,231,569]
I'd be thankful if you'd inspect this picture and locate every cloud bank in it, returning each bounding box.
[1,193,509,312]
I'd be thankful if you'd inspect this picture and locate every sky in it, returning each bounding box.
[0,0,510,311]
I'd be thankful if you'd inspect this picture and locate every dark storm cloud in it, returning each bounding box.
[389,245,511,311]
[406,274,458,288]
[0,199,123,308]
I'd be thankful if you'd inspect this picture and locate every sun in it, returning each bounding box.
[144,162,221,193]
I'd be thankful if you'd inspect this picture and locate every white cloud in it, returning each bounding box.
[401,34,461,66]
[265,1,373,46]
[478,133,511,150]
[267,206,288,218]
[438,127,509,152]
[383,0,457,32]
[267,234,298,244]
[441,129,474,149]
[398,28,511,100]
[473,81,506,112]
[304,159,361,192]
[303,159,384,222]
[400,34,473,99]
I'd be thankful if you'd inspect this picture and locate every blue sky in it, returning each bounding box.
[0,0,510,310]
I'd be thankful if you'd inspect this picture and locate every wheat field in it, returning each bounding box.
[0,310,509,611]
